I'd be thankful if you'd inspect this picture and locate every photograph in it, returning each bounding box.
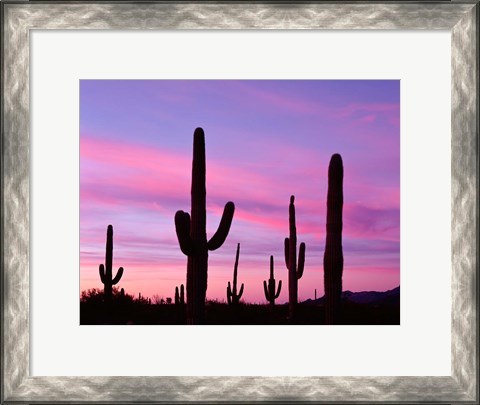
[3,1,478,403]
[80,80,400,325]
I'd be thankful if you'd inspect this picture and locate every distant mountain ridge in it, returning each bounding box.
[302,286,400,306]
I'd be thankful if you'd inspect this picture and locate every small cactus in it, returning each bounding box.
[324,154,344,324]
[284,195,306,319]
[263,255,282,308]
[175,128,235,324]
[99,225,124,302]
[227,243,244,305]
[175,284,185,305]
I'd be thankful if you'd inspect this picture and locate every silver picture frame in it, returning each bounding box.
[2,1,478,403]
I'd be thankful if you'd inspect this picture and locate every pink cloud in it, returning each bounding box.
[81,135,291,211]
[359,114,377,124]
[334,102,400,118]
[228,207,285,231]
[81,135,191,178]
[226,82,400,123]
[344,203,399,242]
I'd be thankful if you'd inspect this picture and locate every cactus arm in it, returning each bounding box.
[175,211,193,255]
[238,283,244,300]
[263,280,270,301]
[207,202,235,251]
[275,280,282,299]
[297,242,305,279]
[112,267,124,285]
[284,238,290,269]
[99,264,106,284]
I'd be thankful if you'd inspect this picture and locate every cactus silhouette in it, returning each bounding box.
[323,154,344,324]
[284,195,306,320]
[175,284,185,305]
[227,243,244,305]
[99,225,124,302]
[175,128,235,324]
[263,255,282,308]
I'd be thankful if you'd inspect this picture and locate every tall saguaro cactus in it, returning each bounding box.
[284,195,306,320]
[323,154,344,325]
[263,256,282,308]
[99,224,124,302]
[227,243,244,305]
[175,128,235,324]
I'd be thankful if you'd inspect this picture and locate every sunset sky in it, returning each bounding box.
[80,80,400,303]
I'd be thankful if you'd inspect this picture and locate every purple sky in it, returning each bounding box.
[80,80,400,303]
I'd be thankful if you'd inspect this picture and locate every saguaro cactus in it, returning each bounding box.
[227,243,244,305]
[175,284,185,305]
[99,224,124,302]
[175,128,235,324]
[323,153,344,325]
[263,255,282,308]
[285,195,306,320]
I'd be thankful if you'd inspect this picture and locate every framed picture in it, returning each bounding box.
[2,1,478,403]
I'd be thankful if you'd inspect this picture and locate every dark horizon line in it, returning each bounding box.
[80,284,401,302]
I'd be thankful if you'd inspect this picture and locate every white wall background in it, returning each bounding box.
[30,30,451,376]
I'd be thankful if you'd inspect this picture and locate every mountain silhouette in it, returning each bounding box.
[303,286,400,306]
